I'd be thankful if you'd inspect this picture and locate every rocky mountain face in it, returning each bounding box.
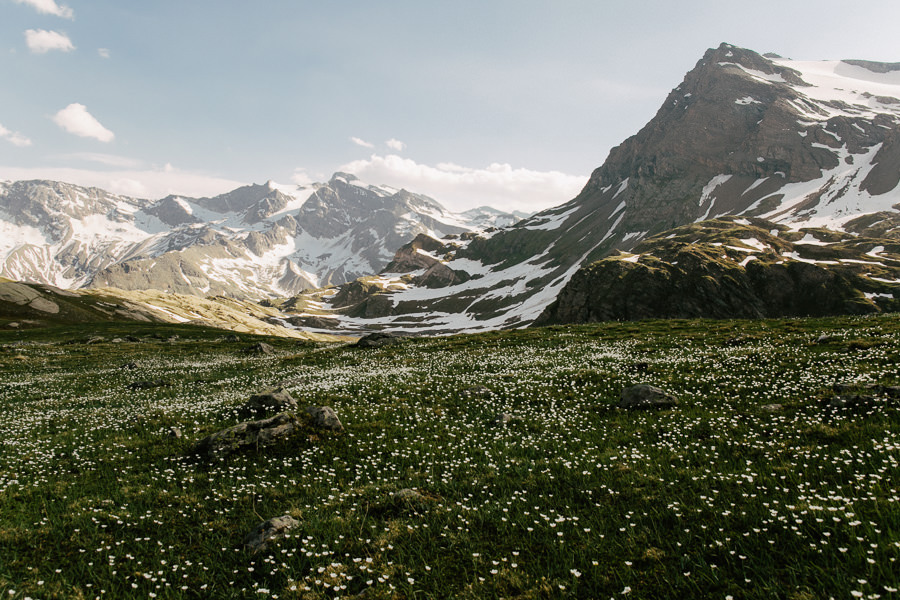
[290,43,900,333]
[534,218,900,324]
[0,174,515,299]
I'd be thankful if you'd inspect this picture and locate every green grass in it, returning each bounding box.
[1,316,899,599]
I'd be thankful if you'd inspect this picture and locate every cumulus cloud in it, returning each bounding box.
[0,164,244,199]
[350,136,374,149]
[339,154,587,213]
[13,0,73,19]
[24,29,74,54]
[52,103,115,142]
[0,123,33,147]
[385,138,406,151]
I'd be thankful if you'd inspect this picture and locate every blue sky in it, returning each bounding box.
[2,0,900,212]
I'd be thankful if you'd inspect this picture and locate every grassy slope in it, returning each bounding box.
[0,317,898,599]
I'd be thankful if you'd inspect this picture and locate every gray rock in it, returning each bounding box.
[491,413,521,426]
[461,385,492,398]
[305,406,344,431]
[244,342,275,355]
[393,488,424,502]
[619,384,679,410]
[761,403,784,413]
[244,388,298,416]
[244,515,299,553]
[353,332,404,349]
[128,379,173,390]
[192,412,300,458]
[168,426,183,439]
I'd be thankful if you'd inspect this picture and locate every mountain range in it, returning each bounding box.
[0,173,521,300]
[3,43,900,335]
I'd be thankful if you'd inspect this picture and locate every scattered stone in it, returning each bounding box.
[305,406,344,432]
[167,335,180,343]
[244,515,299,553]
[192,412,300,458]
[244,342,275,355]
[461,385,492,398]
[111,338,124,343]
[393,488,424,503]
[125,336,142,342]
[243,388,298,417]
[761,403,783,413]
[491,412,522,426]
[121,362,139,370]
[619,384,679,410]
[353,332,404,349]
[816,334,835,344]
[128,379,173,390]
[225,334,241,343]
[168,426,183,439]
[7,322,19,329]
[85,336,105,345]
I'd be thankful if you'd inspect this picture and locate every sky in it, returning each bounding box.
[2,0,900,213]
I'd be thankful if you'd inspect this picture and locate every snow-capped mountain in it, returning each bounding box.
[289,43,900,333]
[0,173,520,299]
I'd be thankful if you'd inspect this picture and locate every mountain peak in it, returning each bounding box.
[330,172,359,184]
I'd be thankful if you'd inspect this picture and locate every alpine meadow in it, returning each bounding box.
[3,11,900,598]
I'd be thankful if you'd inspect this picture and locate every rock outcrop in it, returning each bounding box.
[536,218,900,324]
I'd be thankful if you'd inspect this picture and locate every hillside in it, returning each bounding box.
[2,315,898,598]
[536,217,900,324]
[0,278,346,340]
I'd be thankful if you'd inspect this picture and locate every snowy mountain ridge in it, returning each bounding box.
[0,173,522,299]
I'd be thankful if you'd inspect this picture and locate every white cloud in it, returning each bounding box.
[290,169,317,187]
[339,154,587,213]
[13,0,73,19]
[385,138,406,151]
[0,123,32,147]
[98,48,111,59]
[350,136,374,149]
[24,29,75,54]
[0,164,244,199]
[52,104,115,143]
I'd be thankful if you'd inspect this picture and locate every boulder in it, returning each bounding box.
[128,379,173,390]
[461,385,492,398]
[305,406,344,431]
[619,384,679,410]
[192,412,300,458]
[243,388,298,416]
[244,515,299,553]
[244,342,275,355]
[491,412,522,426]
[353,332,404,349]
[393,488,425,503]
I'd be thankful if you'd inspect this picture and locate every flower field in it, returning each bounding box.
[1,316,898,599]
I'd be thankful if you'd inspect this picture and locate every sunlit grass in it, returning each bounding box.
[0,316,898,598]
